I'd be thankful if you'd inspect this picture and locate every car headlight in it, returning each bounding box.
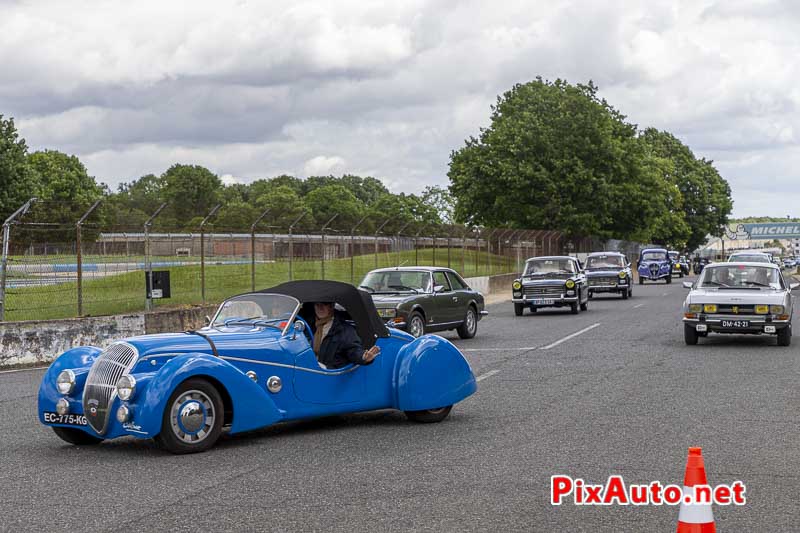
[565,280,575,289]
[689,304,702,313]
[56,398,70,415]
[703,304,717,313]
[755,305,769,315]
[56,369,76,395]
[378,308,396,318]
[116,405,131,423]
[512,281,522,290]
[618,272,627,278]
[770,305,785,314]
[116,375,137,401]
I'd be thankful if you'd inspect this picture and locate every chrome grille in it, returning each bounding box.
[588,276,617,286]
[523,285,563,297]
[83,342,139,435]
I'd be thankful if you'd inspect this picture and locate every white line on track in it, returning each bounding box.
[476,369,501,382]
[633,303,645,309]
[661,292,669,296]
[0,366,47,374]
[461,347,538,352]
[539,323,601,350]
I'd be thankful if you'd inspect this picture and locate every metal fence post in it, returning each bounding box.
[76,200,101,316]
[144,203,167,311]
[461,226,468,275]
[474,230,480,276]
[199,204,221,304]
[320,214,339,280]
[395,221,411,267]
[349,215,367,284]
[0,197,36,321]
[374,219,390,269]
[288,211,308,281]
[486,229,496,275]
[250,208,271,292]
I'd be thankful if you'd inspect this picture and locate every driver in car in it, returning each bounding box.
[311,302,380,369]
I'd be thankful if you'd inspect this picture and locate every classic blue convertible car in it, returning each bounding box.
[637,248,673,285]
[38,281,477,454]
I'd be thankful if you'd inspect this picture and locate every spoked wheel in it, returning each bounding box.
[154,378,224,454]
[457,307,477,339]
[52,427,103,446]
[407,312,426,338]
[405,405,453,423]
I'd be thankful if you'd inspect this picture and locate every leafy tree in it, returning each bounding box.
[114,173,165,216]
[421,185,456,224]
[304,184,365,229]
[255,185,308,229]
[214,201,259,230]
[0,115,38,221]
[338,175,389,205]
[27,150,104,223]
[161,164,222,225]
[448,78,661,240]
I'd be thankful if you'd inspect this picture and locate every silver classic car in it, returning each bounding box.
[682,262,799,346]
[584,251,633,300]
[512,256,589,315]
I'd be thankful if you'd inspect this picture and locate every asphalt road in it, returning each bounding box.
[1,278,798,532]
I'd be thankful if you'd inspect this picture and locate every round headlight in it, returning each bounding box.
[618,271,627,278]
[56,398,70,416]
[116,405,131,423]
[512,281,522,290]
[116,374,137,401]
[770,305,785,315]
[565,280,576,289]
[56,369,76,395]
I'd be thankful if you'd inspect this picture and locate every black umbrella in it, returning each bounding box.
[257,280,390,348]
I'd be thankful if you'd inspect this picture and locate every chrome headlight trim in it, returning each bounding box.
[116,374,137,402]
[116,404,131,423]
[56,369,76,396]
[56,398,70,415]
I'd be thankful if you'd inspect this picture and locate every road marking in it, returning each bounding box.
[476,369,501,382]
[539,323,601,350]
[662,292,668,296]
[0,366,48,374]
[633,303,645,309]
[461,347,538,352]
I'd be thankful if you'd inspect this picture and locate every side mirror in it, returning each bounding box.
[292,320,305,339]
[434,285,446,293]
[682,281,693,289]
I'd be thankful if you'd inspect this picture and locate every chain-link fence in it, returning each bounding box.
[0,198,646,322]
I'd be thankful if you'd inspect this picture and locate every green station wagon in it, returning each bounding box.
[359,267,488,338]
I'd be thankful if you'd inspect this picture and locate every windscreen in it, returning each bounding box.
[729,254,771,263]
[524,258,576,275]
[585,255,625,269]
[641,251,668,261]
[213,294,299,327]
[697,265,782,289]
[360,270,431,293]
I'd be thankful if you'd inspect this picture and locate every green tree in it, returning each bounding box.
[161,164,222,225]
[305,184,365,229]
[27,150,104,222]
[214,201,258,230]
[448,78,661,240]
[255,185,308,229]
[421,185,456,224]
[0,115,38,220]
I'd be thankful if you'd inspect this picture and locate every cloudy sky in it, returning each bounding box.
[2,0,799,217]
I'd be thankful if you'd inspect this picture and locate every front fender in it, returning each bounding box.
[135,353,284,436]
[393,335,476,411]
[38,346,102,425]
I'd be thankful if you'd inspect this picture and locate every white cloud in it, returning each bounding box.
[3,0,800,217]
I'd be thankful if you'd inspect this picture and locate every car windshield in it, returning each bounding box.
[585,255,625,269]
[524,259,576,275]
[360,270,431,293]
[697,265,783,289]
[669,252,679,261]
[641,251,668,261]
[729,254,771,263]
[212,294,299,328]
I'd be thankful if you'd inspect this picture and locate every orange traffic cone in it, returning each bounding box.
[677,447,716,532]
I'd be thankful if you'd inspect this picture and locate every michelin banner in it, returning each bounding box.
[727,223,800,240]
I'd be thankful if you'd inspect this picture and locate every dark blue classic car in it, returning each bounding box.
[637,248,673,284]
[512,256,589,315]
[584,251,633,299]
[38,281,477,454]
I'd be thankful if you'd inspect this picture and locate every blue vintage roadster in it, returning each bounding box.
[38,281,477,454]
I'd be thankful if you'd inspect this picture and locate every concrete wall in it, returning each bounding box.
[0,272,516,368]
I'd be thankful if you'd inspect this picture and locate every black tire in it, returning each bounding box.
[679,272,684,278]
[405,405,452,423]
[666,276,672,285]
[621,289,629,300]
[579,291,588,311]
[407,311,426,337]
[514,303,524,316]
[588,290,593,299]
[154,378,224,454]
[570,301,579,314]
[529,306,537,313]
[52,426,103,446]
[777,325,792,347]
[457,306,478,339]
[684,324,699,345]
[639,277,644,285]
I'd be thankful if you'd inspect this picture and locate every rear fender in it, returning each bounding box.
[393,335,476,411]
[135,353,283,435]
